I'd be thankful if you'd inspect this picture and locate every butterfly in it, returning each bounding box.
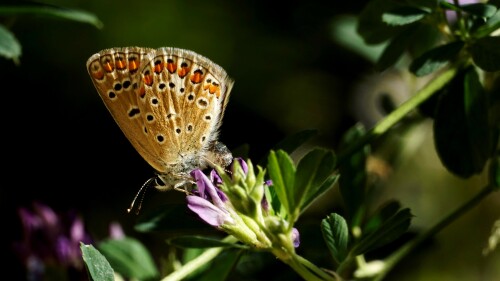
[86,47,234,212]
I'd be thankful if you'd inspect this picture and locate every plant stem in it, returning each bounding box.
[272,249,336,281]
[337,67,458,166]
[372,184,496,281]
[160,235,238,281]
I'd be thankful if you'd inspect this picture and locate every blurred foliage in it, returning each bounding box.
[4,0,500,281]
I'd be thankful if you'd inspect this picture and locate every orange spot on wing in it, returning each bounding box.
[92,70,104,80]
[166,59,176,73]
[154,60,164,74]
[178,62,190,78]
[128,58,139,73]
[143,72,153,86]
[139,86,146,98]
[115,56,126,70]
[103,61,114,72]
[190,69,204,84]
[208,83,221,97]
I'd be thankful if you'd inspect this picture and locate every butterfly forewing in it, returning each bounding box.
[86,47,233,176]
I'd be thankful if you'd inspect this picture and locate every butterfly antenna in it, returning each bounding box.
[127,177,156,215]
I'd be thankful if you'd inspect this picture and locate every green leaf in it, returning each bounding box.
[473,7,500,38]
[80,243,115,281]
[382,6,430,26]
[363,201,401,235]
[433,67,492,177]
[409,41,464,76]
[0,4,103,29]
[267,150,296,216]
[357,0,405,44]
[300,174,339,215]
[470,36,500,72]
[168,235,249,249]
[321,213,349,264]
[294,148,337,214]
[0,24,21,63]
[461,3,497,18]
[338,124,369,225]
[331,15,387,63]
[352,208,413,255]
[98,237,159,280]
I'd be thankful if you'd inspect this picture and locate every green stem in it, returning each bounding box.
[337,67,458,166]
[160,235,238,281]
[372,184,496,281]
[272,249,336,281]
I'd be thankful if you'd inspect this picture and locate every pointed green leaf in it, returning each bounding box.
[363,201,401,235]
[330,15,387,63]
[357,0,405,44]
[352,208,413,255]
[0,4,103,29]
[434,67,492,177]
[321,213,349,264]
[168,235,249,249]
[300,174,339,214]
[470,36,500,72]
[382,6,430,26]
[294,148,337,213]
[80,243,115,281]
[0,24,21,63]
[409,41,464,76]
[473,7,500,38]
[267,150,296,216]
[98,237,159,280]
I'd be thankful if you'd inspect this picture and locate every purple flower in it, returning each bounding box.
[292,228,300,248]
[187,169,234,227]
[14,202,93,279]
[445,0,479,23]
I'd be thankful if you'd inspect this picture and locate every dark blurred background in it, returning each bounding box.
[2,0,499,280]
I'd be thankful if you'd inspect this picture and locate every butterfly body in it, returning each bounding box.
[87,47,233,191]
